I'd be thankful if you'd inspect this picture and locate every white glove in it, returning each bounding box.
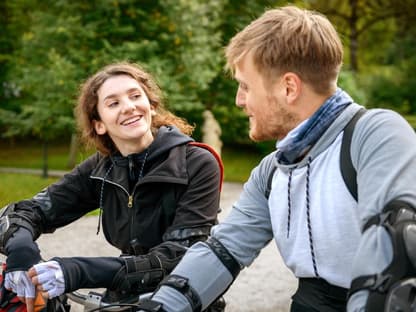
[4,270,36,298]
[31,261,65,298]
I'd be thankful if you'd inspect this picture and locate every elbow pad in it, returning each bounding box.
[349,200,416,311]
[155,237,238,311]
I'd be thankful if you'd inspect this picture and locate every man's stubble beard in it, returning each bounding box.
[249,96,299,142]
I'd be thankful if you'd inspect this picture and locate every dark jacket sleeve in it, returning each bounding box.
[162,144,221,244]
[5,228,41,271]
[54,241,187,294]
[10,153,101,237]
[53,256,124,292]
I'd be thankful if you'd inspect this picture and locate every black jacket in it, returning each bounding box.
[7,126,221,292]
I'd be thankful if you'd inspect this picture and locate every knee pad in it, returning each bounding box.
[349,200,416,311]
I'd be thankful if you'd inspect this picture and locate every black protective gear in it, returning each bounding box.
[383,278,416,312]
[204,296,226,312]
[105,242,187,302]
[135,299,166,312]
[0,204,38,254]
[348,200,416,311]
[157,274,202,312]
[205,237,241,279]
[5,228,41,271]
[154,273,226,312]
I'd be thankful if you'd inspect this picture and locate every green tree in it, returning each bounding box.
[365,5,416,113]
[304,0,412,72]
[1,0,230,167]
[203,0,280,148]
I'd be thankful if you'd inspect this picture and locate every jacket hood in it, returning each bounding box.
[90,125,193,182]
[109,125,193,167]
[147,125,194,162]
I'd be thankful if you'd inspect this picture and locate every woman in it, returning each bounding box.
[0,62,223,311]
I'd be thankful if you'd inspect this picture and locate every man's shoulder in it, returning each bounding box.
[353,108,415,143]
[257,151,278,172]
[246,151,278,193]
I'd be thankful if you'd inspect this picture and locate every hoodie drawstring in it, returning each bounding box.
[305,156,319,277]
[287,168,294,238]
[97,164,114,235]
[286,156,319,277]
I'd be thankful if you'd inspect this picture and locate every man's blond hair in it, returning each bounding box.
[225,6,343,95]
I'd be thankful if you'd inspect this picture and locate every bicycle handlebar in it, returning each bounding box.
[66,290,152,312]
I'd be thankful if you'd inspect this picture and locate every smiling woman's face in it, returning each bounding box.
[93,74,155,156]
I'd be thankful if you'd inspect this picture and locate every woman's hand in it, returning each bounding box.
[4,270,36,312]
[28,261,65,300]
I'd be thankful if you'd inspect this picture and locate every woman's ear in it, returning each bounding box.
[93,120,107,135]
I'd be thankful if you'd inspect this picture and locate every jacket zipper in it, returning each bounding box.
[90,175,139,249]
[128,184,139,208]
[90,176,134,208]
[129,184,140,246]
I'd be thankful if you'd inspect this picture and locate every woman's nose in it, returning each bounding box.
[121,99,135,113]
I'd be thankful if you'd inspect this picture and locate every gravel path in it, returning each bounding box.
[1,182,297,311]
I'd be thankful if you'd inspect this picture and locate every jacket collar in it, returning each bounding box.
[90,125,193,189]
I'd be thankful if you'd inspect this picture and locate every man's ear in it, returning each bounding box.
[93,120,106,135]
[283,72,301,104]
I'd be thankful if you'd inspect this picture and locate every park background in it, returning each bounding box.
[1,0,416,193]
[0,0,416,218]
[0,1,415,310]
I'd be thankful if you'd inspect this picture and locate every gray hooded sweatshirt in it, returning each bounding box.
[151,103,416,311]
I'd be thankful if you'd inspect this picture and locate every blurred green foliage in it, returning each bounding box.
[0,173,58,207]
[0,0,415,158]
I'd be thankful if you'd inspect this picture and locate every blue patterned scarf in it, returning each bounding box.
[276,88,353,164]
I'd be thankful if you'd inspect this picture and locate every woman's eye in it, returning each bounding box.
[131,94,141,100]
[108,101,118,107]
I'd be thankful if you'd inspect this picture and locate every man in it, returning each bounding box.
[126,6,416,312]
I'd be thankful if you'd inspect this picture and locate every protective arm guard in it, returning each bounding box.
[107,224,212,303]
[348,200,416,311]
[162,225,211,248]
[150,237,241,312]
[0,204,39,255]
[107,241,187,301]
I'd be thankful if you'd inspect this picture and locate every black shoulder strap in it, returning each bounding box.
[340,108,367,201]
[265,165,277,199]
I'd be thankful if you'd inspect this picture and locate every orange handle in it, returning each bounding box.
[34,292,46,312]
